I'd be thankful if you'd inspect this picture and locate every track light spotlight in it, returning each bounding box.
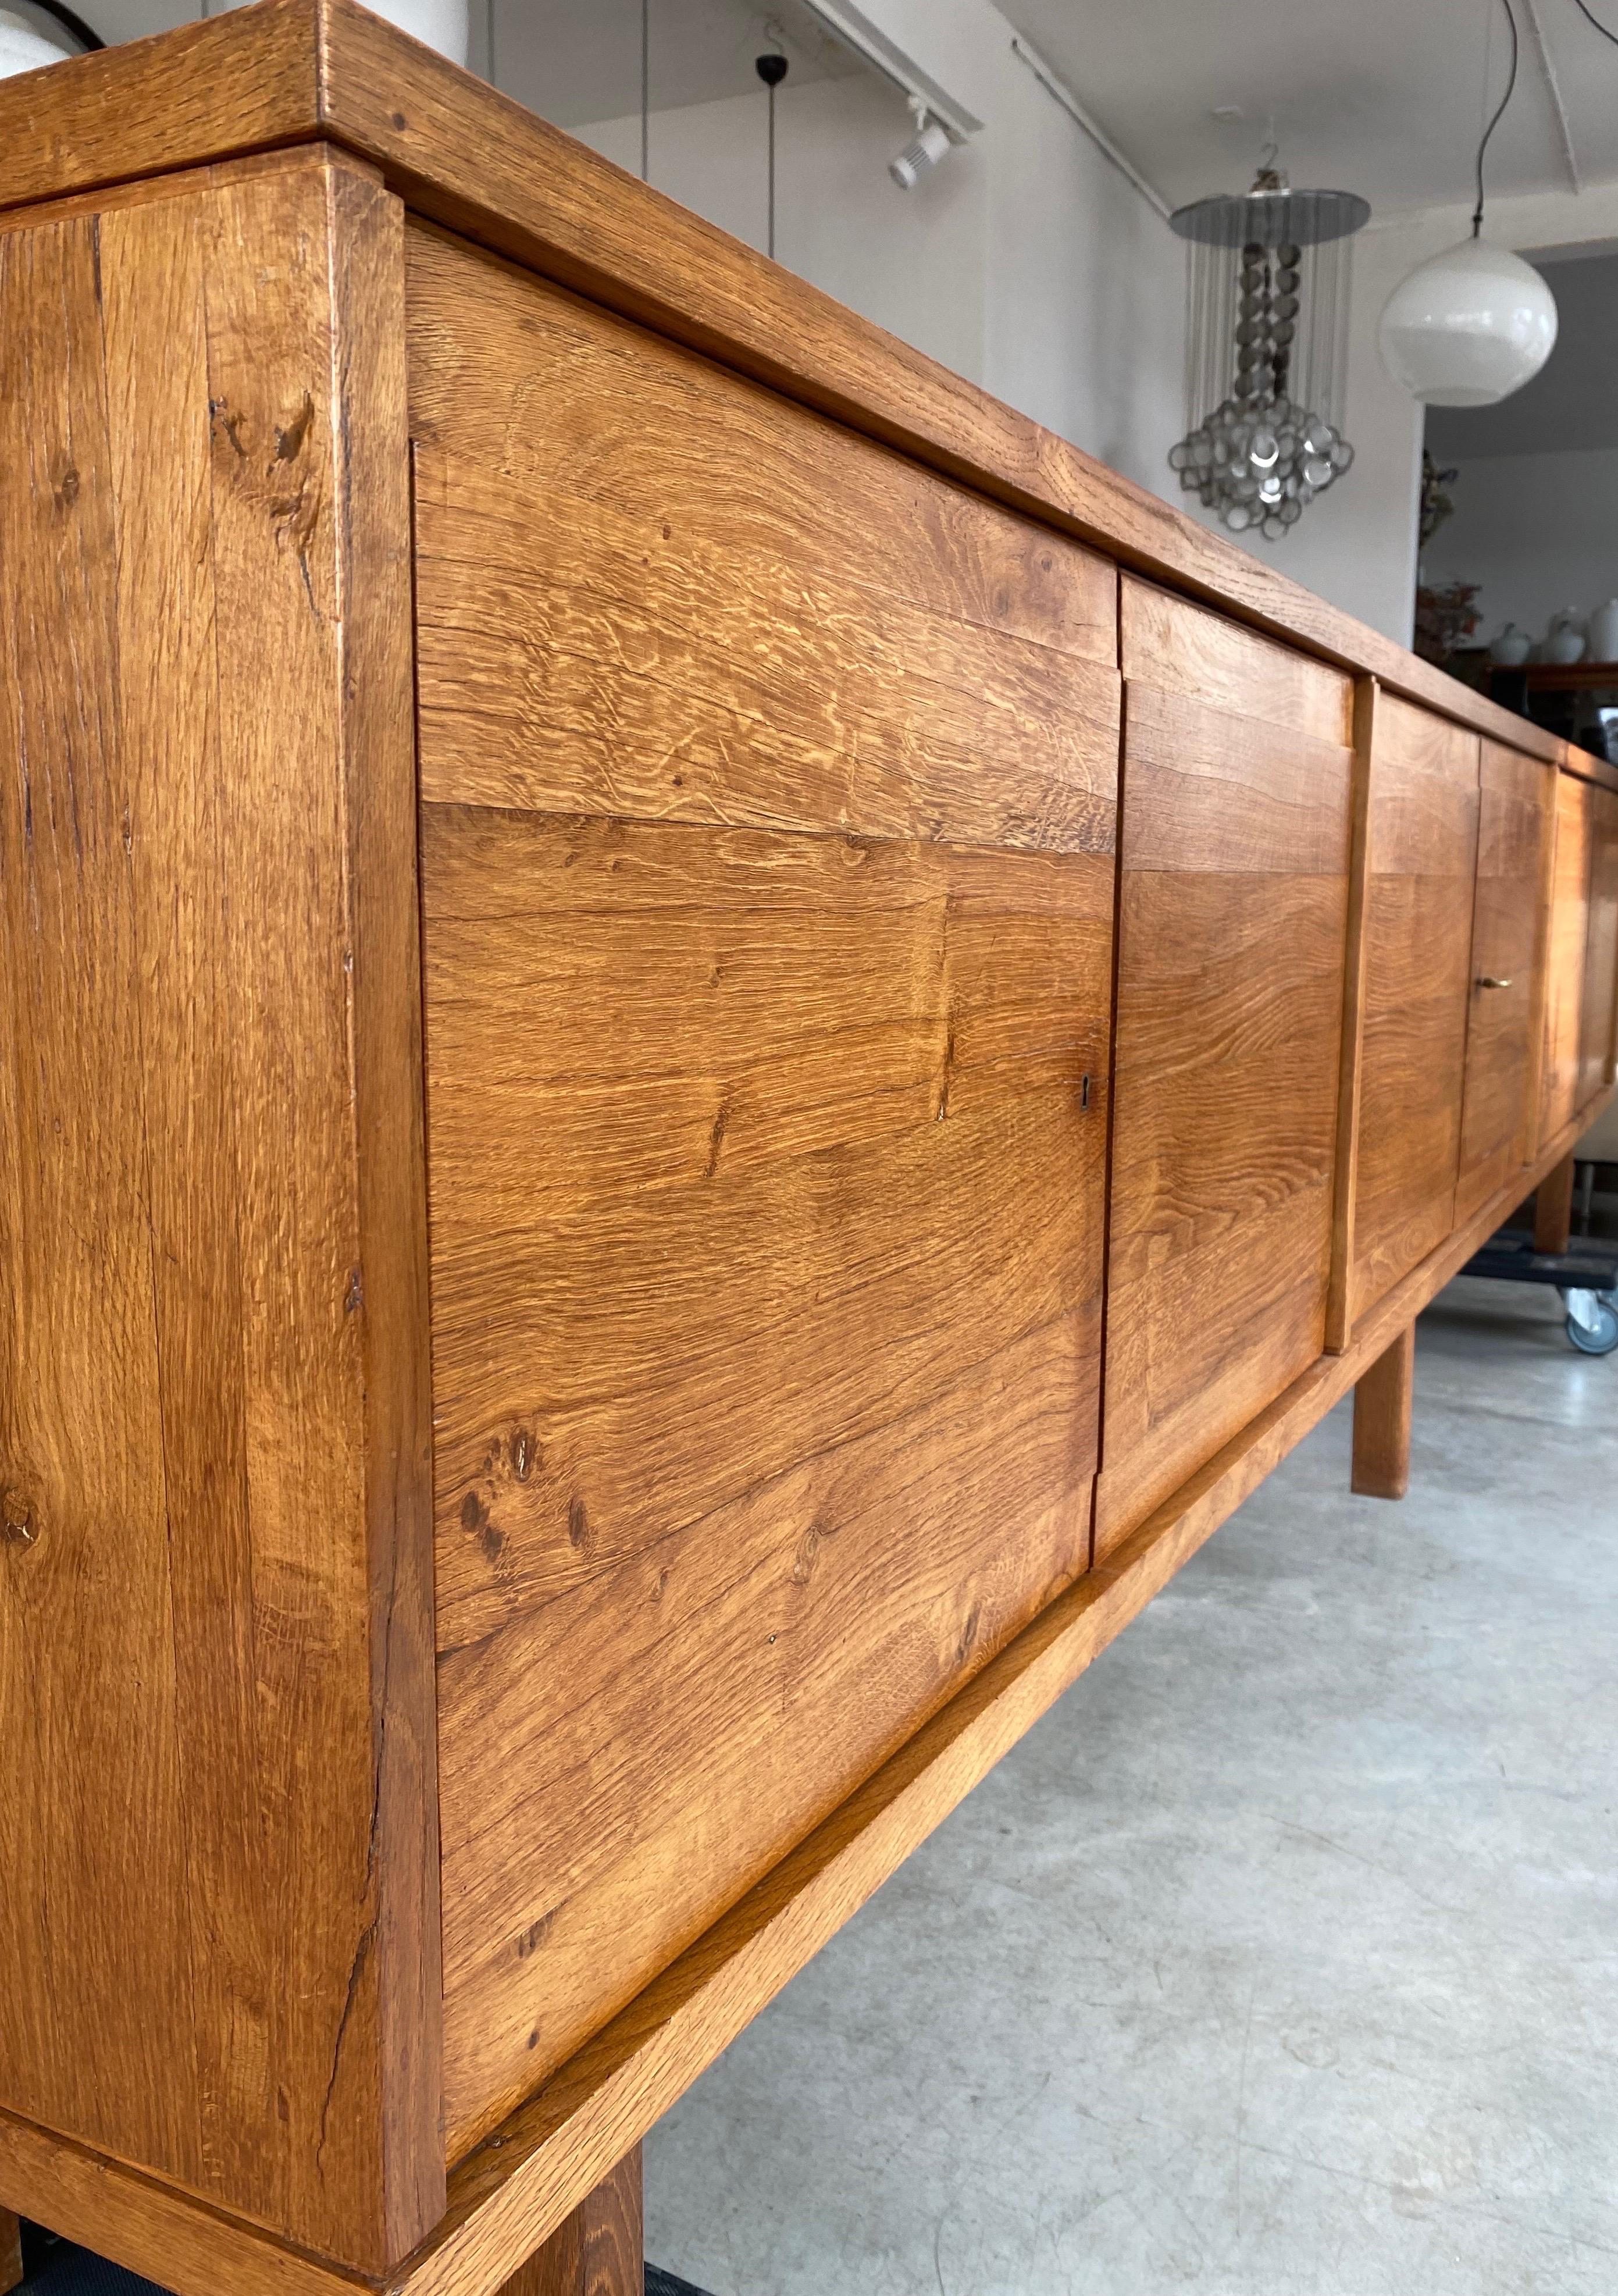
[889,99,951,189]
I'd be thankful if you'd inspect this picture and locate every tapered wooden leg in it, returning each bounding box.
[1,2209,22,2296]
[1352,1323,1414,1500]
[502,2149,642,2296]
[1534,1152,1576,1252]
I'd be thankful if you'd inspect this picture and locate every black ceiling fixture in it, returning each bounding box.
[756,49,788,260]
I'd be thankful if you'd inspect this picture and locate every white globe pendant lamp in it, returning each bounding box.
[0,0,471,72]
[0,9,72,76]
[0,0,100,79]
[1380,0,1558,409]
[1380,235,1557,406]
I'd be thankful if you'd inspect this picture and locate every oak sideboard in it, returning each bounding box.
[1,9,1615,2296]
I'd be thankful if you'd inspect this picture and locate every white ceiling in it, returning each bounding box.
[1002,0,1618,218]
[490,0,1618,211]
[27,0,1618,217]
[3,0,863,118]
[490,0,859,129]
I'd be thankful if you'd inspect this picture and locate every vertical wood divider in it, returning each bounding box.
[1522,753,1563,1163]
[1325,675,1379,1352]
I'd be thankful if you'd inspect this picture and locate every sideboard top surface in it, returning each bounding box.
[0,0,1615,793]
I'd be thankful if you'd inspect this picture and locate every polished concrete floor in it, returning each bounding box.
[646,1276,1618,2296]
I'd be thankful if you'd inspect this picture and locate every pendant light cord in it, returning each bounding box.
[1570,0,1618,42]
[755,51,788,261]
[25,0,103,48]
[1473,0,1518,237]
[640,0,649,181]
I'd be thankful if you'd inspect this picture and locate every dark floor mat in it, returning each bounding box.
[16,2227,711,2296]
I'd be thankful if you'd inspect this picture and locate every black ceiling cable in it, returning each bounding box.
[1570,0,1618,41]
[23,0,104,48]
[1473,0,1519,236]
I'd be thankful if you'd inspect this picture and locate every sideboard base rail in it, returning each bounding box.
[0,1088,1609,2296]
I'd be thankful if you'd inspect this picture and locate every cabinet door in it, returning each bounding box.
[409,225,1122,2155]
[1579,784,1618,1106]
[1351,695,1480,1317]
[1540,769,1592,1141]
[1455,742,1553,1224]
[1096,580,1353,1559]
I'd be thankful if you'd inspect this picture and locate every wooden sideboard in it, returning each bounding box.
[1,8,1615,2296]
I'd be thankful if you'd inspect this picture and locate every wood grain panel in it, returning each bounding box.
[1455,742,1555,1224]
[1540,770,1592,1142]
[1350,693,1480,1323]
[0,1091,1606,2296]
[1120,576,1350,746]
[1581,786,1618,1105]
[425,808,1111,2156]
[408,226,1117,855]
[1096,582,1352,1556]
[0,155,440,2270]
[407,225,1113,669]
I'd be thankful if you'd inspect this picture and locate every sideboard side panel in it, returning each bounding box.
[0,153,441,2270]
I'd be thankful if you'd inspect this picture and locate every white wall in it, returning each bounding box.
[576,0,1185,501]
[1423,445,1618,648]
[49,0,1618,653]
[580,74,990,387]
[3,0,1441,643]
[981,51,1181,487]
[578,13,1618,653]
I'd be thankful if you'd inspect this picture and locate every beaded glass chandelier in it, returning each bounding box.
[1168,169,1369,540]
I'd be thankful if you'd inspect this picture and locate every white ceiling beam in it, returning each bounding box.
[1008,33,1171,220]
[1520,0,1582,197]
[793,0,984,141]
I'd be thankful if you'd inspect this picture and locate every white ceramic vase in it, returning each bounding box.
[1588,600,1618,664]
